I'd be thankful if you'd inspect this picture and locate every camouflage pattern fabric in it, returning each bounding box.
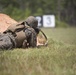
[23,27,37,48]
[3,22,26,48]
[3,22,37,48]
[13,27,37,48]
[25,16,38,29]
[2,16,38,49]
[0,33,16,50]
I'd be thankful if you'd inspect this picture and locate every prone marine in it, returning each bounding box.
[0,16,48,50]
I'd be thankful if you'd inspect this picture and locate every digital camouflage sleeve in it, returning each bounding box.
[23,27,37,48]
[0,33,16,50]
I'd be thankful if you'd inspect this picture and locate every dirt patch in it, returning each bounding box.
[0,13,17,33]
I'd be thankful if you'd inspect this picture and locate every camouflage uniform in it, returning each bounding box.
[0,16,38,49]
[0,33,16,50]
[22,27,37,48]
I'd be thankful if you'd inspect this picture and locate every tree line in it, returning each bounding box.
[0,0,76,26]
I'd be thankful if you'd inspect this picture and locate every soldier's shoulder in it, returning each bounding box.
[27,27,35,31]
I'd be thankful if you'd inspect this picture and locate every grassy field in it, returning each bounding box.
[0,28,76,75]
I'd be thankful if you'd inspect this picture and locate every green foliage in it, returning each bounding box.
[55,20,69,27]
[3,6,31,21]
[0,0,76,25]
[0,28,76,75]
[3,5,23,21]
[24,8,31,18]
[34,8,43,16]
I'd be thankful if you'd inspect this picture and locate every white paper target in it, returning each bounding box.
[43,15,55,27]
[35,16,42,27]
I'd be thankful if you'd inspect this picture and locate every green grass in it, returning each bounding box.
[0,28,76,75]
[42,27,76,45]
